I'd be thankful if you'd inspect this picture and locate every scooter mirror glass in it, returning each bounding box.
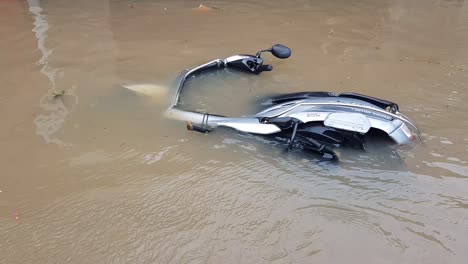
[271,44,291,59]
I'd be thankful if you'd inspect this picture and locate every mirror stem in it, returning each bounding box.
[256,49,272,58]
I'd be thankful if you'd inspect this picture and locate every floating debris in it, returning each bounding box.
[12,211,19,220]
[51,89,65,98]
[193,4,219,12]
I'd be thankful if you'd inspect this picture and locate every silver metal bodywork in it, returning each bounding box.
[166,56,420,145]
[253,97,417,144]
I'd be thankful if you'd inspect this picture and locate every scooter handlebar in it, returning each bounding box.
[260,64,273,72]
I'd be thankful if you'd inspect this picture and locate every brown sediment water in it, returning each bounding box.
[1,0,468,263]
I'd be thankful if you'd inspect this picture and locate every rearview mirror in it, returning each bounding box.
[271,44,291,59]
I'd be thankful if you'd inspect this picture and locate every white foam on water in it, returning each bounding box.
[29,1,77,146]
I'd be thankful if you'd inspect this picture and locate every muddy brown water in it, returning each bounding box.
[1,0,468,263]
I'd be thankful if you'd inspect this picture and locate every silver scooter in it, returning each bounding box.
[166,44,421,159]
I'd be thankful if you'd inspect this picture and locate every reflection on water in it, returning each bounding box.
[1,0,468,263]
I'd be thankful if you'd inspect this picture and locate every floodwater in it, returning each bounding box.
[1,0,468,263]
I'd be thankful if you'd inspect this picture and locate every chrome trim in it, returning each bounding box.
[268,102,421,139]
[223,55,252,64]
[171,59,224,108]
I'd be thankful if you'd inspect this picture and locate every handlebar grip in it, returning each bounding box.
[260,64,273,71]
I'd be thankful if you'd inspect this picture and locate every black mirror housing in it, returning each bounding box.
[271,44,291,59]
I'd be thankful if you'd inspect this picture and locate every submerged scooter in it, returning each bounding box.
[165,44,421,160]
